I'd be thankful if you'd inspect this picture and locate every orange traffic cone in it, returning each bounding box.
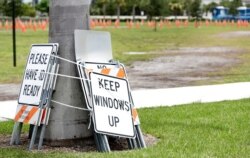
[102,20,107,29]
[159,20,163,29]
[141,19,144,26]
[5,20,9,30]
[194,20,198,28]
[114,19,119,29]
[19,19,26,32]
[32,21,37,32]
[135,21,140,29]
[243,20,248,27]
[237,20,241,28]
[41,20,47,31]
[184,20,188,27]
[130,20,134,28]
[205,20,209,27]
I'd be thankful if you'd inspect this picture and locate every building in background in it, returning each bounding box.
[242,0,250,5]
[202,0,250,5]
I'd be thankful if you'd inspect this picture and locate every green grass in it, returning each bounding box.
[0,30,48,83]
[1,99,249,157]
[1,24,250,84]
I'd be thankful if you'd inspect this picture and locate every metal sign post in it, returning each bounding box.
[77,61,146,151]
[74,30,146,151]
[10,44,59,150]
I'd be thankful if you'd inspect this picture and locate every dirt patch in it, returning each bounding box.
[126,47,242,89]
[0,84,20,101]
[0,46,243,100]
[0,134,158,152]
[217,31,250,38]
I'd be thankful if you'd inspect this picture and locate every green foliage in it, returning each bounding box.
[35,0,49,14]
[229,0,242,16]
[169,0,183,16]
[144,0,163,19]
[21,3,36,17]
[0,0,23,17]
[1,99,250,157]
[203,2,218,15]
[220,0,231,8]
[190,0,201,19]
[1,24,250,84]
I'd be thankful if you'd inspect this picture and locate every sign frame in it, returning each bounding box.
[18,44,57,106]
[77,61,122,109]
[89,72,135,138]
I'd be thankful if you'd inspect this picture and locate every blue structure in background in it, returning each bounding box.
[212,6,234,20]
[212,6,250,21]
[236,6,250,20]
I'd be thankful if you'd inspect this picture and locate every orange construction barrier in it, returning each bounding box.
[18,19,26,32]
[107,20,112,26]
[175,20,180,28]
[183,20,188,27]
[114,19,120,28]
[28,19,32,29]
[237,20,241,28]
[90,19,95,29]
[205,20,210,27]
[141,19,144,26]
[102,20,107,28]
[159,20,163,29]
[41,20,47,31]
[194,20,198,28]
[32,21,37,32]
[245,21,249,27]
[222,20,227,27]
[5,20,9,30]
[149,20,155,28]
[230,20,235,27]
[130,20,134,28]
[126,20,129,28]
[135,21,140,29]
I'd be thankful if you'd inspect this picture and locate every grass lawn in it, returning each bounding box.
[0,99,249,157]
[1,23,250,83]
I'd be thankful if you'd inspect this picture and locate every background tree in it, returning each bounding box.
[22,3,36,17]
[36,0,49,15]
[184,0,192,18]
[229,0,242,16]
[190,0,202,19]
[128,0,140,20]
[203,2,218,17]
[219,0,231,8]
[113,0,126,20]
[96,0,110,17]
[144,0,163,31]
[0,0,4,15]
[169,0,183,18]
[1,0,23,17]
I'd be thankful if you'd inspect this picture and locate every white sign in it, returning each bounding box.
[77,62,122,109]
[18,45,54,106]
[74,30,113,62]
[90,72,135,138]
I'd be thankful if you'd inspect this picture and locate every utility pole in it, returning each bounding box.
[45,0,92,142]
[12,0,16,67]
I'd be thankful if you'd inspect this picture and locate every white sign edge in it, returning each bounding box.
[89,72,135,139]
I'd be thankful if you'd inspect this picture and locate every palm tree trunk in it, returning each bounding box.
[117,5,120,21]
[132,4,136,22]
[45,0,91,142]
[102,4,106,19]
